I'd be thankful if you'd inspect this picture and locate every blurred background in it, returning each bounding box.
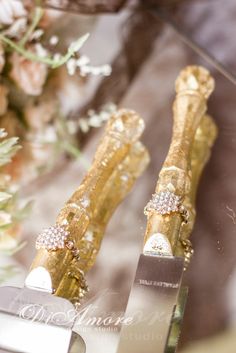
[0,1,236,352]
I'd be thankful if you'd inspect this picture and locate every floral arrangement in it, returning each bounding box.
[0,0,113,180]
[0,0,114,282]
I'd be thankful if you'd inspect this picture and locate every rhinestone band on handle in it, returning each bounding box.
[35,225,87,296]
[36,225,80,260]
[144,191,189,224]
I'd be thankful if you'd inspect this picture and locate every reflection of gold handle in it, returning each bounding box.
[175,114,218,266]
[30,110,148,298]
[144,66,215,254]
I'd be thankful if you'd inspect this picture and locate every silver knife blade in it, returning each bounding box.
[116,255,184,353]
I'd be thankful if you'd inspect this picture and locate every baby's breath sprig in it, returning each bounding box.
[78,103,117,133]
[0,31,90,69]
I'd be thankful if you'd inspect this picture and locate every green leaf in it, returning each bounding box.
[0,137,19,151]
[52,33,90,68]
[0,137,21,166]
[0,192,12,203]
[68,33,90,54]
[0,211,12,227]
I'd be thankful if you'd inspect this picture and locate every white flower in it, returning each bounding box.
[49,35,59,46]
[30,29,44,41]
[3,17,27,38]
[34,43,48,58]
[76,56,90,67]
[100,64,112,76]
[66,58,77,76]
[79,63,112,77]
[88,114,103,128]
[78,118,89,133]
[0,0,27,26]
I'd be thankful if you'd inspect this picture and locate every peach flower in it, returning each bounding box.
[9,51,48,96]
[24,97,58,130]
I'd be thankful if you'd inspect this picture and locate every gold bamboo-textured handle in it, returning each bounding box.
[144,66,215,255]
[30,109,148,297]
[56,141,149,302]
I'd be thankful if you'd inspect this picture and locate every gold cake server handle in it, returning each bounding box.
[144,65,215,255]
[28,109,148,298]
[117,66,217,353]
[57,140,149,302]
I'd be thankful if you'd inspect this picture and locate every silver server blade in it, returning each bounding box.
[116,255,185,353]
[0,286,86,353]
